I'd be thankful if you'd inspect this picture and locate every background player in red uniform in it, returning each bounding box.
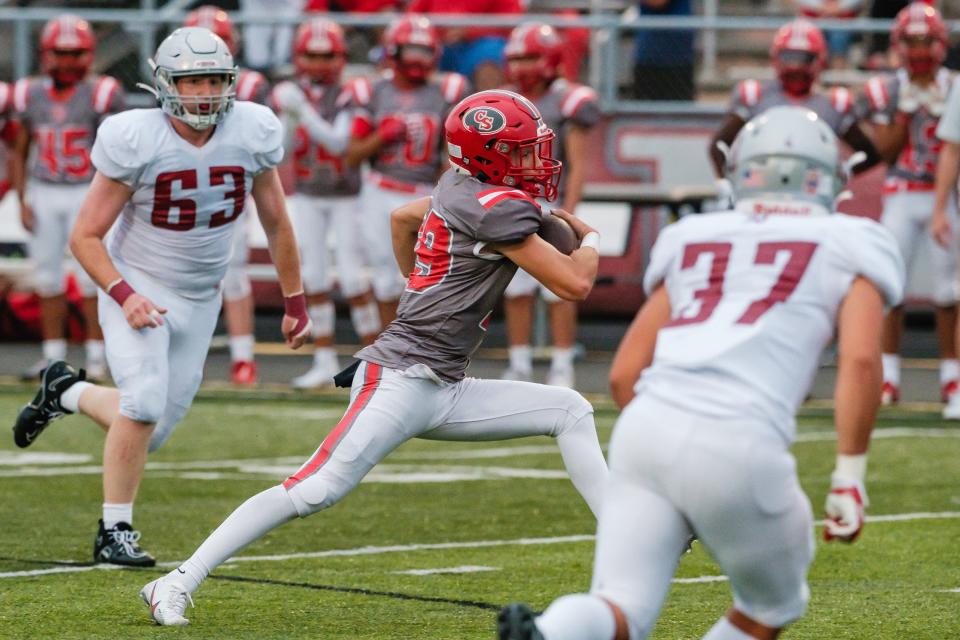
[346,14,470,324]
[11,14,125,381]
[274,18,382,389]
[184,6,270,385]
[500,23,601,388]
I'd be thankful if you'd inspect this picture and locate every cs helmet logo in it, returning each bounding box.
[462,107,506,135]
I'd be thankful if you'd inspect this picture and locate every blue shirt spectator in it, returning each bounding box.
[633,0,695,67]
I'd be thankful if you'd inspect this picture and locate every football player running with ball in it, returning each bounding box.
[11,27,311,567]
[499,107,904,640]
[139,89,609,627]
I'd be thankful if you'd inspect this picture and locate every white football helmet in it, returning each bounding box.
[726,106,845,213]
[150,27,237,130]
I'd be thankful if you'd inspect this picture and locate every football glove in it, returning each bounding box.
[823,472,868,543]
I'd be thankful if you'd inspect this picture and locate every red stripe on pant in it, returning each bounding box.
[283,362,382,489]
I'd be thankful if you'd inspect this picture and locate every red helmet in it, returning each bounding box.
[446,90,562,201]
[293,18,347,85]
[504,23,564,93]
[40,14,96,86]
[892,2,947,77]
[184,5,238,54]
[383,15,440,84]
[770,19,826,97]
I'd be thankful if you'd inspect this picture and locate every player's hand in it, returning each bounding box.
[897,82,921,115]
[122,293,167,330]
[550,208,596,241]
[823,474,868,543]
[273,81,308,116]
[282,292,312,350]
[19,201,34,233]
[377,116,407,144]
[931,209,953,247]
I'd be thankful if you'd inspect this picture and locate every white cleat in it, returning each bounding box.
[291,363,337,389]
[943,394,960,420]
[140,577,193,626]
[546,367,575,389]
[500,367,532,382]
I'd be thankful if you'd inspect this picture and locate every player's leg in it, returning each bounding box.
[503,269,538,381]
[923,192,960,402]
[23,181,70,378]
[501,399,691,640]
[223,211,257,385]
[290,195,339,389]
[142,361,438,625]
[878,192,918,404]
[332,196,381,345]
[544,286,577,388]
[422,378,607,516]
[360,184,405,324]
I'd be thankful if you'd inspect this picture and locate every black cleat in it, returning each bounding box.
[12,361,85,448]
[94,520,156,567]
[498,603,544,640]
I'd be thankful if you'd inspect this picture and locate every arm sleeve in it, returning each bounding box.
[247,104,285,173]
[475,197,542,245]
[90,112,145,186]
[299,108,353,155]
[642,222,683,296]
[937,79,960,143]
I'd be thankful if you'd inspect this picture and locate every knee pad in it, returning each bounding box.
[309,301,335,337]
[119,383,167,425]
[555,390,594,435]
[350,300,381,337]
[738,584,809,629]
[147,401,189,453]
[284,468,356,517]
[221,265,252,302]
[504,269,537,298]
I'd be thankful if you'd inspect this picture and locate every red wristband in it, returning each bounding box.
[284,292,310,337]
[107,279,135,307]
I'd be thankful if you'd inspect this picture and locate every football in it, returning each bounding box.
[537,212,579,255]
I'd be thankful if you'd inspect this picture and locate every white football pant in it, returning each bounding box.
[291,194,370,298]
[25,180,96,297]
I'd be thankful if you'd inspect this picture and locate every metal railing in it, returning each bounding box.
[1,7,952,114]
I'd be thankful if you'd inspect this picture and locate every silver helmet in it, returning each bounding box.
[150,27,237,130]
[726,106,845,213]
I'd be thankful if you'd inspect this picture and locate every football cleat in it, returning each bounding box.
[12,360,85,448]
[940,380,958,403]
[140,576,193,626]
[291,362,337,389]
[546,366,575,389]
[501,367,532,383]
[498,603,544,640]
[880,381,899,407]
[94,520,156,567]
[231,360,258,386]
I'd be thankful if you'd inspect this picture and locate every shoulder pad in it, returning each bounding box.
[92,76,122,114]
[864,76,890,111]
[12,78,33,113]
[739,79,762,107]
[440,73,469,104]
[830,86,853,113]
[344,76,373,107]
[236,69,268,102]
[560,83,599,118]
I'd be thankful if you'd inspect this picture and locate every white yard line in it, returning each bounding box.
[393,566,499,576]
[4,511,960,580]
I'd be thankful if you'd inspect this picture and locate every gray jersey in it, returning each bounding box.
[286,78,361,197]
[357,170,542,381]
[859,69,955,186]
[12,75,126,184]
[353,72,470,186]
[509,79,601,200]
[729,79,856,137]
[236,68,270,105]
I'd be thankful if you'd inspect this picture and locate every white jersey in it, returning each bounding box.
[639,208,904,441]
[91,102,283,299]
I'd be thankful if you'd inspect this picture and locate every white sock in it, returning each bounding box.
[170,485,298,594]
[555,413,608,519]
[309,301,335,338]
[940,359,960,385]
[313,347,338,370]
[702,616,755,640]
[59,380,92,413]
[42,339,67,362]
[85,340,105,364]
[881,353,901,386]
[536,594,617,640]
[509,345,532,374]
[103,502,133,529]
[229,334,255,363]
[551,347,575,372]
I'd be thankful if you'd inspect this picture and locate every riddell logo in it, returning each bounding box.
[752,202,812,216]
[463,107,506,135]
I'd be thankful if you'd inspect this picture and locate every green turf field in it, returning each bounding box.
[0,390,958,639]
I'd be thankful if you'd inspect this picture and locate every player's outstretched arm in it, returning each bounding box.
[841,122,882,175]
[391,196,431,277]
[252,167,310,349]
[932,141,960,247]
[609,284,672,409]
[70,171,169,329]
[826,276,885,543]
[496,210,599,302]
